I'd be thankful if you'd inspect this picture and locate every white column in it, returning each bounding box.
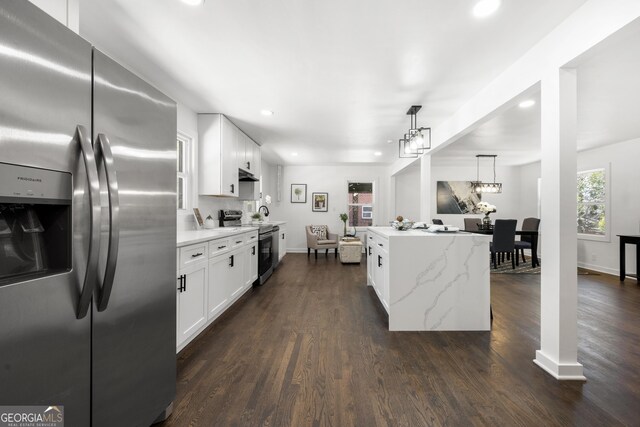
[389,175,396,221]
[419,155,432,221]
[534,68,585,380]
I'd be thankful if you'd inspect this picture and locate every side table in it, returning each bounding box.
[619,235,639,282]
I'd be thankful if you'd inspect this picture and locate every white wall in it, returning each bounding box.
[517,138,639,275]
[429,163,522,229]
[269,165,391,252]
[29,0,79,32]
[176,103,249,231]
[577,138,639,275]
[394,165,421,222]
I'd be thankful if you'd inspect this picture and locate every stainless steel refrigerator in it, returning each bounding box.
[0,2,176,426]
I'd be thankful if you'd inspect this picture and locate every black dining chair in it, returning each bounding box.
[515,217,540,264]
[432,219,444,225]
[464,218,481,231]
[491,219,517,269]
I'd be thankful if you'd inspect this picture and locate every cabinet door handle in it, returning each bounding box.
[229,255,234,267]
[368,246,372,256]
[378,255,382,267]
[230,184,235,194]
[236,240,242,244]
[252,246,256,255]
[177,275,183,292]
[282,233,285,239]
[246,161,250,170]
[191,252,203,258]
[378,243,383,247]
[218,245,226,250]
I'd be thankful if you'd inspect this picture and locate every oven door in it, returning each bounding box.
[258,232,273,277]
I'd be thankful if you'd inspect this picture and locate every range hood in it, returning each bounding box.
[239,169,259,182]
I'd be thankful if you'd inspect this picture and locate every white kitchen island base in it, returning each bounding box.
[366,227,492,331]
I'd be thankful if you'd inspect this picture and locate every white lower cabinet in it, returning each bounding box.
[177,230,259,352]
[176,260,208,348]
[366,235,374,286]
[367,235,389,312]
[208,252,232,319]
[278,225,287,261]
[244,240,258,288]
[227,247,245,300]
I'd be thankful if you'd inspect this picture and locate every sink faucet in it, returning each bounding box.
[258,205,270,217]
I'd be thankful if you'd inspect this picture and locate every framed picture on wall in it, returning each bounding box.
[291,184,307,203]
[312,192,328,212]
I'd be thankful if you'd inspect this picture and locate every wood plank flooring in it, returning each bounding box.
[159,254,640,427]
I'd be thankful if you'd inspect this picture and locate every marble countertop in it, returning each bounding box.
[177,227,258,248]
[177,220,287,247]
[367,226,492,238]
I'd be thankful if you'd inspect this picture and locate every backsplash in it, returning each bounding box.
[177,197,257,231]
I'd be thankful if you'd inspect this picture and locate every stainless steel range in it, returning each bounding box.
[219,210,274,285]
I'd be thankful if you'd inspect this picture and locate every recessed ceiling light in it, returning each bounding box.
[260,110,274,116]
[181,0,204,5]
[291,152,298,156]
[473,0,500,18]
[519,99,536,109]
[374,151,382,156]
[387,139,393,144]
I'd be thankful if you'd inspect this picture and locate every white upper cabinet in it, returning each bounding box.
[237,130,260,176]
[199,114,261,197]
[198,114,238,197]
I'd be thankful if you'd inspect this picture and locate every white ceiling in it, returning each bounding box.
[79,0,588,165]
[433,17,640,167]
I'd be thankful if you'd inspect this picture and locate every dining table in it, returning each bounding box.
[469,229,539,268]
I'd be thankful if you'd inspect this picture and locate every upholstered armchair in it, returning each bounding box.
[306,225,339,259]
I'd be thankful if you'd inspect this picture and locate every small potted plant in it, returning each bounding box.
[251,212,263,225]
[339,213,348,236]
[204,214,216,229]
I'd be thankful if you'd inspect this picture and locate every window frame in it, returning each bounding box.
[577,164,610,243]
[346,179,376,229]
[176,132,193,211]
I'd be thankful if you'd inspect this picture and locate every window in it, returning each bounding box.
[347,182,373,227]
[577,167,608,240]
[177,133,190,210]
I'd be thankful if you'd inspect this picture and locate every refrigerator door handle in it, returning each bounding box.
[76,125,101,319]
[96,133,120,312]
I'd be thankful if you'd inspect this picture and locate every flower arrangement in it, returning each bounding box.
[477,202,497,230]
[477,202,497,214]
[391,215,414,231]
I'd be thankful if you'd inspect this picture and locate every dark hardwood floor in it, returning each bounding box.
[160,254,640,427]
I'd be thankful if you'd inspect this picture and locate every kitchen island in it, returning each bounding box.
[366,227,491,331]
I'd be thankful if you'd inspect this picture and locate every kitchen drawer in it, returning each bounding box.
[208,238,231,257]
[230,234,246,249]
[245,231,258,245]
[179,243,208,268]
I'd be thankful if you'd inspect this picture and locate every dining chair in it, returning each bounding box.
[514,217,540,263]
[464,218,481,231]
[491,219,517,269]
[432,219,444,225]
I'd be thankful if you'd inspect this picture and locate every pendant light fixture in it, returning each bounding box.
[472,154,502,193]
[398,105,431,158]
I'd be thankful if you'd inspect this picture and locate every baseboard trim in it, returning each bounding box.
[534,350,586,381]
[577,261,630,277]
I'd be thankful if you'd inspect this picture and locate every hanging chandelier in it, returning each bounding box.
[398,105,431,158]
[472,154,502,193]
